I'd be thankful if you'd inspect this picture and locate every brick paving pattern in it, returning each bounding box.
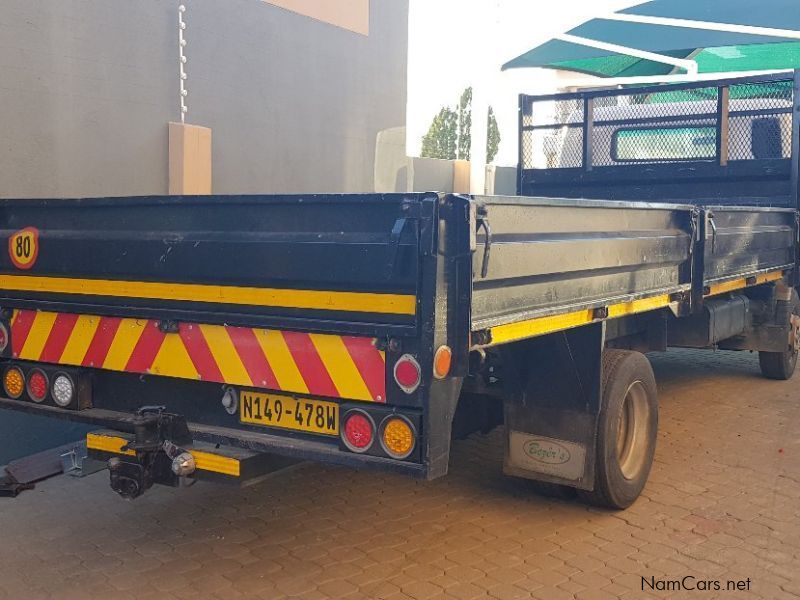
[0,349,797,599]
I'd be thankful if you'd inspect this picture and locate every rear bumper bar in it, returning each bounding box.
[0,398,427,479]
[86,430,297,483]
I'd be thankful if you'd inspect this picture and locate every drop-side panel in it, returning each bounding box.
[703,206,796,286]
[471,196,695,330]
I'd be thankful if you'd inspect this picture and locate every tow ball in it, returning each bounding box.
[108,406,194,499]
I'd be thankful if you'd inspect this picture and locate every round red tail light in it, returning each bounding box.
[27,369,49,403]
[394,354,421,394]
[342,411,374,453]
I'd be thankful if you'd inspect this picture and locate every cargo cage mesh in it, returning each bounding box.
[520,78,794,170]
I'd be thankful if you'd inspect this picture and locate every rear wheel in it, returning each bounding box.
[759,289,800,381]
[759,347,798,380]
[578,349,658,509]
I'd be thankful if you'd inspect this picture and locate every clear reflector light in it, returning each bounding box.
[51,373,75,407]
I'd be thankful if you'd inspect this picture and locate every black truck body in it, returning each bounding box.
[1,73,798,506]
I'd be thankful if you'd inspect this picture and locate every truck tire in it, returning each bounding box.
[758,349,797,380]
[759,289,800,381]
[578,349,658,510]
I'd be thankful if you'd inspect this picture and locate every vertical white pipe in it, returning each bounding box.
[468,2,500,195]
[470,83,490,195]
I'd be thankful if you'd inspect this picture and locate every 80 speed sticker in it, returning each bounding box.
[8,227,39,270]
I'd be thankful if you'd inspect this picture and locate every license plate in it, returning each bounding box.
[240,391,339,436]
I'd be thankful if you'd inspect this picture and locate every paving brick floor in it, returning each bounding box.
[0,349,798,599]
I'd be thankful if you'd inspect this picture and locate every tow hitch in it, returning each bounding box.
[108,406,194,499]
[90,407,299,499]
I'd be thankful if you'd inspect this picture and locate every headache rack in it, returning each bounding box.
[518,72,800,208]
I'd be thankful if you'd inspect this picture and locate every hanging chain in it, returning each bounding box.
[178,4,188,123]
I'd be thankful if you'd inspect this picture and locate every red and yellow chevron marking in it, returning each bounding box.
[9,310,387,403]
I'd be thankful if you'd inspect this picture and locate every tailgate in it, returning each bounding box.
[0,194,431,404]
[0,194,424,332]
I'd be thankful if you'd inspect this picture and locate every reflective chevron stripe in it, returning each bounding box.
[10,310,387,403]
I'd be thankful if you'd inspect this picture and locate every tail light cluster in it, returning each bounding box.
[360,346,451,462]
[392,346,452,396]
[2,363,85,410]
[341,408,418,461]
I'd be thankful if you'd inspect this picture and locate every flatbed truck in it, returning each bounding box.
[1,73,798,508]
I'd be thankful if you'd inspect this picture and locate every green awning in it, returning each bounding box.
[542,43,800,78]
[503,0,800,77]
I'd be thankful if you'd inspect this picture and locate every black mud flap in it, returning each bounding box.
[500,322,603,491]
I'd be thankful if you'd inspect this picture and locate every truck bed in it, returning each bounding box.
[1,192,794,349]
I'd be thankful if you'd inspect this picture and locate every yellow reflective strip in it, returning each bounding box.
[103,318,146,370]
[706,277,747,296]
[10,310,19,326]
[59,315,101,366]
[607,294,671,318]
[706,270,784,297]
[0,274,415,316]
[86,433,135,457]
[18,311,58,360]
[87,434,241,476]
[309,333,371,401]
[253,329,309,394]
[489,310,593,346]
[150,334,199,380]
[191,451,241,477]
[200,324,252,386]
[758,271,784,285]
[488,294,674,346]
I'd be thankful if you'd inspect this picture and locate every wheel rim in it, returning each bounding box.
[616,380,650,480]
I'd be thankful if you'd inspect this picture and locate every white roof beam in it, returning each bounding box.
[603,13,800,40]
[554,69,792,90]
[555,33,699,74]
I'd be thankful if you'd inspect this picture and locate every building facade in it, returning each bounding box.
[0,0,409,198]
